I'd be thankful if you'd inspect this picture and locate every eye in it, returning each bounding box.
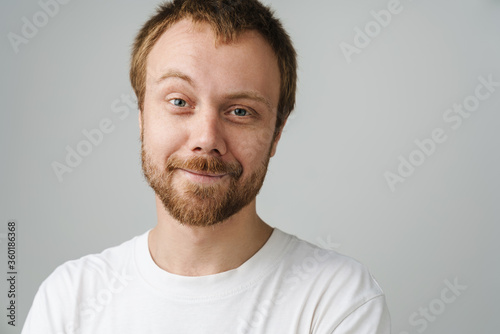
[232,108,249,116]
[169,98,187,107]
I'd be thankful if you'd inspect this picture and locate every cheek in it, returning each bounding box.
[143,113,185,162]
[232,127,275,168]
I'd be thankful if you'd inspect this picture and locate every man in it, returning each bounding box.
[22,0,390,333]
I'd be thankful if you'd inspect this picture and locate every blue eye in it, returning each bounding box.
[233,108,248,116]
[170,98,187,107]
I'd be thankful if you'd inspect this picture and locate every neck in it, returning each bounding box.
[148,196,273,276]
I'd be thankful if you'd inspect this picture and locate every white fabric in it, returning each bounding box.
[22,228,391,334]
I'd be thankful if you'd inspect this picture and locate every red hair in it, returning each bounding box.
[130,0,297,135]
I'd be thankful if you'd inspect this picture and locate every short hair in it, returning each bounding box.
[130,0,297,136]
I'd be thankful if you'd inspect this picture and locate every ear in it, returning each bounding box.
[270,118,287,158]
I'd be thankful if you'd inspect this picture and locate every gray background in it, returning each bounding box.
[1,0,499,333]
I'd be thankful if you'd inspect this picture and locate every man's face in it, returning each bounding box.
[140,19,282,227]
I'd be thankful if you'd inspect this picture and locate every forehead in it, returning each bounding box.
[146,19,281,107]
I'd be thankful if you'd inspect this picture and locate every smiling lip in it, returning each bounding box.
[181,169,226,177]
[180,169,227,183]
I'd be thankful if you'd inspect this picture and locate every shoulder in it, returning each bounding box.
[275,229,385,308]
[279,229,383,287]
[272,229,390,332]
[22,233,145,333]
[38,231,143,300]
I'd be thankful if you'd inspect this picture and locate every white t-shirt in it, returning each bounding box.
[22,228,390,333]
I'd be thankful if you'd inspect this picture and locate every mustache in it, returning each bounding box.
[166,155,243,179]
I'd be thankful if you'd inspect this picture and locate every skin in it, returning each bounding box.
[140,19,286,276]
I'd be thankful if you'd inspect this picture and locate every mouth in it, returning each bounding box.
[179,169,227,184]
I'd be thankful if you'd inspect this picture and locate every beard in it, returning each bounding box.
[141,142,271,227]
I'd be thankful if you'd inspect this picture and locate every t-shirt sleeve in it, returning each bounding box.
[21,265,79,334]
[331,294,391,334]
[22,280,59,334]
[22,281,53,334]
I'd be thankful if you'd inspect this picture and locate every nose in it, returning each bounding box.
[188,108,227,156]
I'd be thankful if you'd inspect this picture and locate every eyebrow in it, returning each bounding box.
[156,70,195,87]
[224,91,273,113]
[156,69,273,112]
